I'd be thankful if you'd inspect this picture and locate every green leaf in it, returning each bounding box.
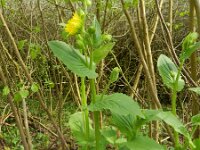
[0,0,6,8]
[30,43,41,59]
[142,109,162,123]
[180,42,200,62]
[189,87,200,95]
[156,112,190,139]
[182,32,198,50]
[31,83,39,93]
[44,80,55,88]
[19,89,29,99]
[191,114,200,126]
[93,18,102,48]
[14,92,22,102]
[93,42,115,64]
[17,40,27,51]
[180,32,200,62]
[142,110,191,140]
[157,54,185,92]
[88,93,143,117]
[69,112,95,147]
[124,0,139,8]
[48,40,97,79]
[101,127,117,144]
[111,113,137,139]
[33,26,41,33]
[193,139,200,150]
[3,86,10,96]
[124,136,164,150]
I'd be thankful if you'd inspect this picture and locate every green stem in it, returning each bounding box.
[171,61,184,148]
[171,88,179,147]
[171,89,177,115]
[89,49,100,149]
[81,77,89,147]
[90,79,100,150]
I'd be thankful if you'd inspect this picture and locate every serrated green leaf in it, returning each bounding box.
[93,42,115,64]
[124,136,164,150]
[48,40,97,79]
[189,87,200,95]
[88,93,143,117]
[157,54,185,92]
[191,114,200,126]
[3,86,10,96]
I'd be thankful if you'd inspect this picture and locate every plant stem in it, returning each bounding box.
[90,79,100,150]
[89,50,100,149]
[81,77,90,147]
[171,62,184,148]
[171,88,179,147]
[171,89,177,115]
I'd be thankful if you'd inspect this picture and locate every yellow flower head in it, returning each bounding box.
[65,12,82,35]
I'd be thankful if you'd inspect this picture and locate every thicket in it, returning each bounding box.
[0,0,200,150]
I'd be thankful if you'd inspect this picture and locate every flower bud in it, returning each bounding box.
[79,9,85,17]
[76,39,85,49]
[110,67,120,83]
[85,0,92,6]
[102,34,112,42]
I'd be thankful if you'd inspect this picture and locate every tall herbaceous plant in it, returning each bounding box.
[48,0,200,149]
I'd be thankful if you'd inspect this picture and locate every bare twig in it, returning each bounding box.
[0,9,69,150]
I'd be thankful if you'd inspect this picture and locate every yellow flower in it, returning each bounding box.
[65,12,82,35]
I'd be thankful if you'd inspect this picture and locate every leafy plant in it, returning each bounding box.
[157,32,200,149]
[48,0,200,149]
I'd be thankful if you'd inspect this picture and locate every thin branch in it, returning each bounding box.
[0,9,70,150]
